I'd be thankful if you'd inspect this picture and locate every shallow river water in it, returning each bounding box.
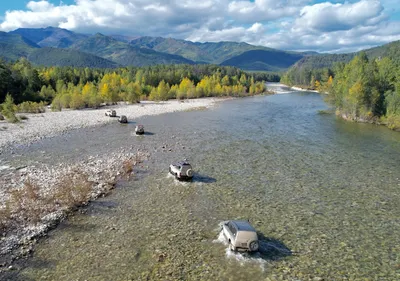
[2,84,400,280]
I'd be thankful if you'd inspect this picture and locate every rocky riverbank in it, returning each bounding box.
[0,148,149,272]
[0,98,221,152]
[0,98,222,272]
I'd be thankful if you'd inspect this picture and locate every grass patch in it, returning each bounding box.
[318,109,334,115]
[184,106,208,112]
[3,172,93,230]
[0,152,148,236]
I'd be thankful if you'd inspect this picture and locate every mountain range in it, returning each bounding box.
[0,26,307,70]
[1,26,399,72]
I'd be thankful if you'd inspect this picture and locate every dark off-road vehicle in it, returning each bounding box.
[118,115,128,123]
[135,125,144,135]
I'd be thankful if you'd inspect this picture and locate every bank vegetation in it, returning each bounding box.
[281,53,400,131]
[0,60,270,122]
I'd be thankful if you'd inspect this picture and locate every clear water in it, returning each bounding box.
[2,85,400,280]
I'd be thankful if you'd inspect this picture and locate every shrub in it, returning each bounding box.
[17,101,46,113]
[386,114,400,131]
[51,96,62,111]
[1,94,19,123]
[0,205,12,233]
[54,171,93,208]
[8,179,51,224]
[122,159,134,178]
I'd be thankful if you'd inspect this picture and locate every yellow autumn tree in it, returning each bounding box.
[177,78,195,99]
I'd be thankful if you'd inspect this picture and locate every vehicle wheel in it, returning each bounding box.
[248,240,259,252]
[186,169,193,177]
[229,240,236,252]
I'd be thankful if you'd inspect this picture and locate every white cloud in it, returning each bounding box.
[0,0,399,53]
[27,0,54,12]
[187,22,266,43]
[294,0,385,33]
[228,0,309,22]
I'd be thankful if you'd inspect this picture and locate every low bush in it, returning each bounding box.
[17,101,46,113]
[122,159,134,178]
[54,171,93,208]
[1,94,19,123]
[385,115,400,131]
[2,171,94,232]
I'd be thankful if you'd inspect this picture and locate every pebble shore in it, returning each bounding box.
[0,98,220,271]
[0,98,219,151]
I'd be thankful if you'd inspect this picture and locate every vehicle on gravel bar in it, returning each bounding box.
[118,115,128,123]
[135,124,144,135]
[220,220,259,252]
[169,160,193,181]
[105,109,116,117]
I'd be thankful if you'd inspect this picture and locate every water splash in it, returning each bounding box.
[166,172,191,186]
[0,165,10,171]
[213,229,267,271]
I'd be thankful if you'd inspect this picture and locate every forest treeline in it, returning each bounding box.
[0,59,269,119]
[281,53,400,130]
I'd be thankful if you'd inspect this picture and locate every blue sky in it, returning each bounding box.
[0,1,75,16]
[1,0,399,53]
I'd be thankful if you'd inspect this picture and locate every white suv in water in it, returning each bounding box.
[169,160,194,181]
[105,109,116,117]
[221,220,259,252]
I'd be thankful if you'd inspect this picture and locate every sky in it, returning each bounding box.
[0,0,399,53]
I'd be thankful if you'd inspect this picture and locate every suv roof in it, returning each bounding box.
[231,220,256,232]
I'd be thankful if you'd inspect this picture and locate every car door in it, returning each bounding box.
[222,222,235,243]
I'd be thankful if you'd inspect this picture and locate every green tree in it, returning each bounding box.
[1,94,18,123]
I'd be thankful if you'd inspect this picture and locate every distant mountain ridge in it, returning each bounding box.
[70,33,195,66]
[10,27,88,48]
[0,32,40,61]
[220,49,304,71]
[27,48,119,68]
[6,26,398,71]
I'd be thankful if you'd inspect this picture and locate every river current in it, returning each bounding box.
[2,84,400,280]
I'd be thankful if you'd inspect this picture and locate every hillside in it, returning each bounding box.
[364,40,400,65]
[10,27,87,48]
[27,48,119,68]
[195,41,273,64]
[281,40,400,88]
[292,53,355,70]
[71,33,194,66]
[291,40,400,71]
[129,37,282,64]
[0,32,39,61]
[130,36,210,63]
[220,49,304,71]
[12,26,400,71]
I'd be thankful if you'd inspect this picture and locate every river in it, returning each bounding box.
[2,84,400,280]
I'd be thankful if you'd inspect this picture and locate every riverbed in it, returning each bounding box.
[1,85,400,280]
